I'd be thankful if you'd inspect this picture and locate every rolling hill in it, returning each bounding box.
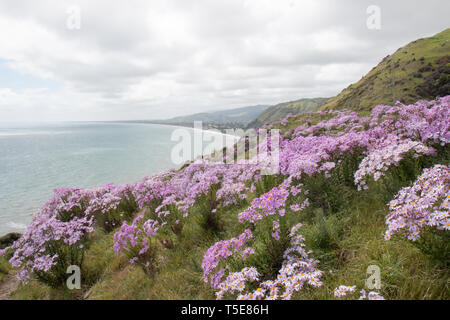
[153,104,269,125]
[320,28,450,111]
[247,97,330,128]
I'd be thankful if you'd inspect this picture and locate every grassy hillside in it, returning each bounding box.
[9,172,449,300]
[321,29,450,111]
[1,31,449,302]
[247,98,329,128]
[4,96,449,301]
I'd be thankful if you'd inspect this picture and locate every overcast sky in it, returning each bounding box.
[0,0,448,121]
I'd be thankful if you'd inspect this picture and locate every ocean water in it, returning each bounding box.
[0,122,235,235]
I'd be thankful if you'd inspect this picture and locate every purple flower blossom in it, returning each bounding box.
[385,164,449,241]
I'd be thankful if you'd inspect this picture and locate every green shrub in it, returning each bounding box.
[196,185,223,234]
[33,243,86,289]
[413,229,450,268]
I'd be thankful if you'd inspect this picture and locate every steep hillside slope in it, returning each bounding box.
[247,97,329,128]
[5,96,448,301]
[321,29,450,111]
[1,31,449,302]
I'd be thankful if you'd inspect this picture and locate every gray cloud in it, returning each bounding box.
[0,0,448,121]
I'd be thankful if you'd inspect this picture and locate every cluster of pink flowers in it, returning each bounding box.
[113,213,160,271]
[215,267,260,300]
[334,286,385,300]
[354,139,435,190]
[333,285,356,297]
[237,178,309,227]
[0,183,141,282]
[272,113,295,127]
[238,179,292,225]
[159,159,265,215]
[359,289,385,300]
[201,229,254,288]
[0,188,97,282]
[212,223,322,300]
[203,173,320,300]
[279,96,449,183]
[370,97,449,147]
[132,171,179,211]
[279,133,368,179]
[117,158,267,222]
[272,220,281,240]
[385,164,449,241]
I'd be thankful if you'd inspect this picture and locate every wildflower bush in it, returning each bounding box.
[0,189,95,287]
[385,164,449,241]
[201,96,449,299]
[354,139,435,191]
[385,164,449,265]
[333,285,385,300]
[113,213,159,276]
[202,177,324,300]
[89,184,138,232]
[203,223,323,300]
[1,95,449,298]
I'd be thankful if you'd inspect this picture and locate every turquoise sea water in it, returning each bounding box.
[0,122,232,235]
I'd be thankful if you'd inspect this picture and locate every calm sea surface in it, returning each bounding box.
[0,122,233,235]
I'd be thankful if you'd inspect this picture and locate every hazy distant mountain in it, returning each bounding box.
[156,105,270,125]
[247,98,330,128]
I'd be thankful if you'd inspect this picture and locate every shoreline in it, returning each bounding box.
[107,120,243,140]
[0,232,21,249]
[0,123,240,237]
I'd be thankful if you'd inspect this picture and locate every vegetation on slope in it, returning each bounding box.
[0,258,11,283]
[247,98,329,128]
[1,30,449,301]
[139,104,270,127]
[321,29,450,112]
[3,96,449,301]
[9,176,449,300]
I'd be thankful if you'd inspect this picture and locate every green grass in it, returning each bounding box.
[294,191,449,300]
[11,156,449,300]
[248,98,329,128]
[0,257,11,283]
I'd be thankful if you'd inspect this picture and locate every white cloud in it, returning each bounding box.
[0,0,448,121]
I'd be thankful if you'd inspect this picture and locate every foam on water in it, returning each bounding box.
[6,222,27,231]
[0,131,72,137]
